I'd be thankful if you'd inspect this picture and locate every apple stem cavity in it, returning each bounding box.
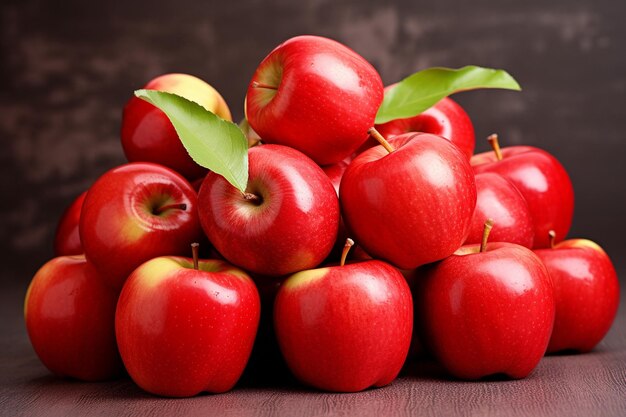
[368,127,395,153]
[549,230,556,249]
[243,192,263,205]
[480,219,495,253]
[340,238,355,267]
[487,134,503,161]
[153,203,187,215]
[191,243,199,270]
[251,81,278,90]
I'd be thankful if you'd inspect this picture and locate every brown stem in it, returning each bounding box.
[191,243,199,270]
[480,219,495,253]
[340,238,355,267]
[368,127,395,153]
[487,134,503,161]
[251,81,278,90]
[548,230,556,249]
[154,203,187,215]
[243,192,261,204]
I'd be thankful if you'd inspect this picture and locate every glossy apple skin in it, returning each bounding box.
[367,96,475,159]
[53,191,87,256]
[535,239,620,353]
[340,133,476,269]
[465,173,534,248]
[198,144,340,276]
[121,73,232,180]
[24,255,123,381]
[471,146,574,248]
[246,35,384,165]
[80,162,202,291]
[116,257,260,397]
[274,260,413,392]
[415,242,554,379]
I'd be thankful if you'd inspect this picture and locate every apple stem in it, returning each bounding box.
[480,219,495,253]
[487,134,503,161]
[340,238,355,267]
[191,243,199,270]
[368,127,395,153]
[154,203,187,215]
[243,192,262,204]
[251,81,278,90]
[549,230,556,249]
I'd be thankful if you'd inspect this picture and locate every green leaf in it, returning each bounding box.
[135,89,248,193]
[375,66,521,124]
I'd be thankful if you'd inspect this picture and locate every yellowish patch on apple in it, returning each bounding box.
[121,218,146,244]
[283,267,329,291]
[558,239,606,255]
[137,257,180,288]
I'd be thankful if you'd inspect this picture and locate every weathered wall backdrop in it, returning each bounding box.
[1,0,625,285]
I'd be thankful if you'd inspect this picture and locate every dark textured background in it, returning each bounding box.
[1,0,625,287]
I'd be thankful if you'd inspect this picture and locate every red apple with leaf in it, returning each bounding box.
[367,65,521,159]
[415,220,555,379]
[121,73,232,180]
[134,90,340,277]
[471,134,574,248]
[116,244,260,397]
[53,191,86,256]
[360,95,475,159]
[274,240,413,392]
[535,231,620,353]
[199,144,339,276]
[24,255,123,381]
[79,162,201,291]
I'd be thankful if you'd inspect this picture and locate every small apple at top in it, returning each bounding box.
[245,35,384,165]
[121,73,232,180]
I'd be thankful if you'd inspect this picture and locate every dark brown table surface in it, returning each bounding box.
[2,278,625,417]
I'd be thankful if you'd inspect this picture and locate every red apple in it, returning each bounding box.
[245,35,384,165]
[80,162,202,291]
[53,191,86,256]
[471,134,574,248]
[24,255,123,381]
[116,249,260,397]
[465,172,534,248]
[274,249,413,392]
[340,131,476,269]
[415,221,555,379]
[360,94,475,159]
[121,73,232,180]
[534,233,620,353]
[198,144,339,276]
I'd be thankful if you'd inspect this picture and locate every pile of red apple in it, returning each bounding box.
[25,35,620,397]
